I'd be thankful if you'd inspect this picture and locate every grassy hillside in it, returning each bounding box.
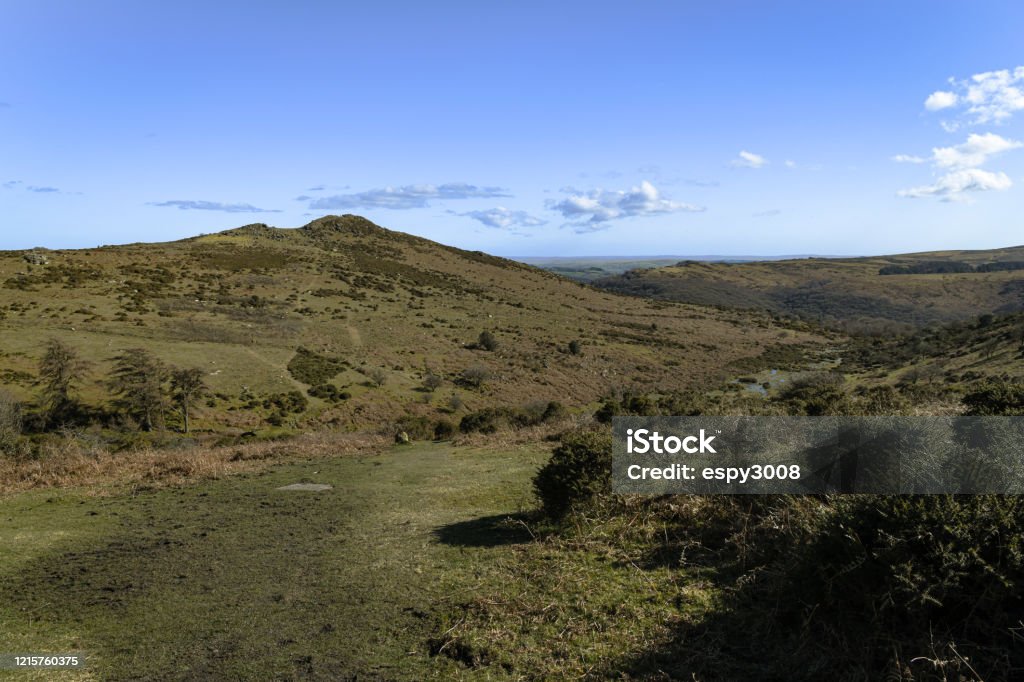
[596,245,1024,332]
[0,215,823,440]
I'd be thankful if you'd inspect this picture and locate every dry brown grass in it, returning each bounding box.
[0,430,387,496]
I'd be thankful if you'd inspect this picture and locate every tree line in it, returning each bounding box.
[34,339,208,433]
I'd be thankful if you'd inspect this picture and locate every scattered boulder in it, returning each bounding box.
[23,250,50,265]
[395,431,410,444]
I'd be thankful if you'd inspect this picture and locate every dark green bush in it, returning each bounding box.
[287,347,348,385]
[308,383,349,403]
[433,419,456,441]
[262,390,308,414]
[459,401,565,434]
[962,379,1024,415]
[533,430,612,519]
[776,373,851,415]
[477,331,499,351]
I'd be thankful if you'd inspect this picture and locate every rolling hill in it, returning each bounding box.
[596,245,1024,333]
[0,215,824,436]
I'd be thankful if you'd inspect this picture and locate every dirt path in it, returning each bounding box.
[346,323,363,348]
[0,443,545,680]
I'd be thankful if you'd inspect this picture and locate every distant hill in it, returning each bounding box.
[595,246,1024,333]
[0,215,822,434]
[843,311,1024,384]
[519,255,829,283]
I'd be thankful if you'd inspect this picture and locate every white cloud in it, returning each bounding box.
[548,180,704,231]
[891,154,927,164]
[731,150,768,168]
[931,132,1022,169]
[457,207,547,230]
[784,159,796,169]
[926,66,1024,124]
[897,168,1012,201]
[924,90,958,111]
[895,132,1022,202]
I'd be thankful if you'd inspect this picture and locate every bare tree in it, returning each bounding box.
[170,367,208,434]
[422,373,443,392]
[368,367,387,387]
[107,349,168,431]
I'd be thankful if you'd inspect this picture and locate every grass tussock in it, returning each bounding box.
[0,430,386,495]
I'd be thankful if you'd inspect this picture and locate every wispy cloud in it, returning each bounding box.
[898,168,1012,202]
[308,183,510,210]
[148,200,282,213]
[891,154,927,164]
[731,150,768,169]
[753,209,782,218]
[682,178,721,188]
[548,180,704,232]
[0,102,10,108]
[4,180,69,194]
[925,66,1024,126]
[455,207,547,231]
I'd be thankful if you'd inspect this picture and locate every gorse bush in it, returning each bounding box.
[962,379,1024,415]
[477,331,499,351]
[636,493,1024,679]
[287,347,348,385]
[458,401,565,434]
[777,373,852,415]
[533,430,612,519]
[433,419,456,441]
[307,384,350,403]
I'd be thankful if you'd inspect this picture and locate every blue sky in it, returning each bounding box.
[2,1,1023,256]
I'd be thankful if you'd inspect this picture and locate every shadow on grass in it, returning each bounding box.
[433,513,534,548]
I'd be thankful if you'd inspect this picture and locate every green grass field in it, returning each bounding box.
[0,442,551,680]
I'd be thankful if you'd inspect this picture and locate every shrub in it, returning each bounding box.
[855,385,911,415]
[433,419,456,440]
[367,368,387,387]
[776,495,1024,677]
[533,430,612,518]
[287,347,347,385]
[0,389,23,455]
[459,401,566,434]
[776,373,851,415]
[962,380,1024,415]
[477,331,499,351]
[395,415,434,441]
[458,366,491,388]
[308,384,349,403]
[568,339,583,355]
[422,373,443,392]
[262,390,308,414]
